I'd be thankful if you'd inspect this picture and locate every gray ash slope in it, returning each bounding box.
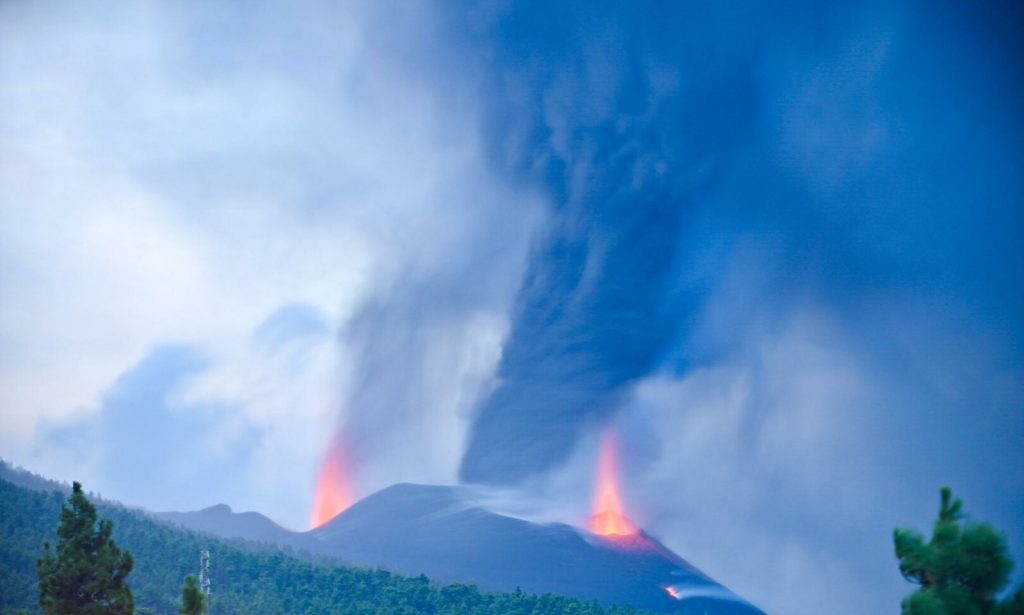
[159,483,762,615]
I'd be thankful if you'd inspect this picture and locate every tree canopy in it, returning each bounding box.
[894,487,1023,615]
[36,482,134,615]
[180,575,205,615]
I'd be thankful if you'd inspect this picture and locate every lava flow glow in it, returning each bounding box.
[310,442,354,529]
[589,429,638,537]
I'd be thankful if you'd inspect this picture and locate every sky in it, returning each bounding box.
[1,2,1022,614]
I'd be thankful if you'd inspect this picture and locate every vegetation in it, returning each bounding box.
[1,477,646,615]
[36,481,134,615]
[894,487,1023,615]
[179,576,204,615]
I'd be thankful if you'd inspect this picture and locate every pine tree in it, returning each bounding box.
[180,575,205,615]
[894,486,1022,615]
[36,481,134,615]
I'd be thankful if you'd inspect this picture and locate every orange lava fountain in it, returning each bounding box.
[310,442,354,529]
[589,429,637,537]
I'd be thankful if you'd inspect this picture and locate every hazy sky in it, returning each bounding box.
[1,2,1022,614]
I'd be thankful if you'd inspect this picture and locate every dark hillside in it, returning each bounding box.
[0,477,646,615]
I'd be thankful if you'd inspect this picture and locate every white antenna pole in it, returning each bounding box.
[199,549,211,613]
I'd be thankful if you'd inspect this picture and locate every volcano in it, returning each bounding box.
[158,483,763,614]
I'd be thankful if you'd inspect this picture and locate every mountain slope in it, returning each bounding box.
[167,483,763,615]
[0,475,649,615]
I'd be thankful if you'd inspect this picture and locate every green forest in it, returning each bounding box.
[0,478,647,615]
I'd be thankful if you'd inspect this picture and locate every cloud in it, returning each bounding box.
[32,311,337,527]
[453,0,1024,486]
[0,0,542,528]
[1,1,1021,612]
[439,1,1024,612]
[622,306,895,613]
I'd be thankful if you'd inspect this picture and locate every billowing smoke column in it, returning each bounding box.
[453,0,1024,498]
[457,1,757,485]
[305,2,1024,611]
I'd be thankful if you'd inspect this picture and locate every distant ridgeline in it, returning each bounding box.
[0,468,649,615]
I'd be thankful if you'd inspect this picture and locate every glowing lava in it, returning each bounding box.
[589,429,637,537]
[310,442,354,529]
[664,586,682,600]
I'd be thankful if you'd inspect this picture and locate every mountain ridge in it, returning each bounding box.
[0,472,652,615]
[163,481,763,615]
[0,461,762,615]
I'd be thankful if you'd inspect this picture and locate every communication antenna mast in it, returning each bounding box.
[199,549,211,611]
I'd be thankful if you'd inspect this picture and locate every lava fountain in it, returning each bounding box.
[589,428,638,537]
[310,441,354,529]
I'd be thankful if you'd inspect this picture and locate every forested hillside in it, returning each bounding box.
[0,478,646,615]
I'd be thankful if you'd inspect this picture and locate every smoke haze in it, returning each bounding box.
[1,2,1022,614]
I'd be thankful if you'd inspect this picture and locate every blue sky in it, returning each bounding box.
[1,2,1022,614]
